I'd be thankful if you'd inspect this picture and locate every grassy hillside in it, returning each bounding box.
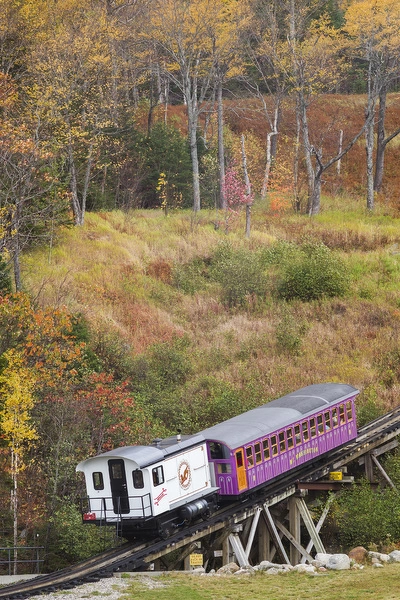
[21,197,400,433]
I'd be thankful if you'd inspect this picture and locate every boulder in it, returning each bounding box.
[369,551,390,563]
[348,546,368,564]
[326,554,351,571]
[389,550,400,563]
[292,564,316,574]
[217,562,240,575]
[314,553,332,566]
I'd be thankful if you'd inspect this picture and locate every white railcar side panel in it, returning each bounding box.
[151,444,211,515]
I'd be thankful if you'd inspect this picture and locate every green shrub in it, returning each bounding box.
[210,242,268,308]
[356,385,386,427]
[336,479,400,549]
[276,242,349,301]
[172,258,209,294]
[44,502,116,570]
[276,311,307,356]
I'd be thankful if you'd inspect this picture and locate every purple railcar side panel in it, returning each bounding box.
[209,392,358,497]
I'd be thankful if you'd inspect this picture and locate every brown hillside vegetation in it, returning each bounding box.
[22,194,400,430]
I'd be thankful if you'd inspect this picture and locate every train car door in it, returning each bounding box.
[108,459,130,514]
[235,449,248,492]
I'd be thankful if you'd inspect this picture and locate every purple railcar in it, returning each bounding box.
[203,383,358,497]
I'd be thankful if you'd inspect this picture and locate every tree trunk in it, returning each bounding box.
[12,449,18,575]
[374,87,386,192]
[365,112,375,211]
[186,87,201,213]
[241,134,252,238]
[217,80,226,210]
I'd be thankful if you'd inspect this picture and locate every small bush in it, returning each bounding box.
[172,258,209,294]
[336,479,400,549]
[210,242,269,308]
[276,311,307,356]
[356,385,386,427]
[276,242,349,301]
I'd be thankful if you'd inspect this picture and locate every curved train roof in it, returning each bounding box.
[199,383,359,450]
[76,383,359,471]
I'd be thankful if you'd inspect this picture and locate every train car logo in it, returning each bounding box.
[178,460,192,489]
[154,487,167,506]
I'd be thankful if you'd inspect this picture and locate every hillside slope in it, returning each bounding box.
[22,204,400,429]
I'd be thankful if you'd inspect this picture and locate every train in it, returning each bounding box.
[77,382,359,540]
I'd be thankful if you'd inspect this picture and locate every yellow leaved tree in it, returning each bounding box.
[148,0,250,213]
[343,0,400,209]
[0,349,36,573]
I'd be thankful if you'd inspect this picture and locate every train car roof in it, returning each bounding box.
[76,433,204,471]
[199,383,359,450]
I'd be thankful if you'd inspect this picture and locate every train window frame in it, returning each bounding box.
[332,407,339,428]
[263,439,270,461]
[133,469,144,489]
[317,414,324,434]
[152,465,164,487]
[346,401,353,420]
[339,404,346,424]
[325,411,332,431]
[236,450,244,468]
[294,424,301,445]
[246,446,254,467]
[217,463,232,474]
[209,442,226,460]
[302,421,309,442]
[287,428,294,449]
[310,418,317,438]
[255,442,262,464]
[279,431,286,452]
[92,472,104,491]
[271,435,278,456]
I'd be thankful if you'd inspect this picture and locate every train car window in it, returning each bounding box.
[271,435,278,456]
[217,463,232,474]
[310,418,317,438]
[236,451,244,468]
[279,432,286,452]
[92,472,104,490]
[332,408,339,427]
[246,446,254,467]
[209,442,225,459]
[317,414,324,434]
[339,404,346,424]
[302,422,309,441]
[255,442,262,464]
[325,411,331,431]
[133,469,144,489]
[294,425,301,445]
[346,401,353,420]
[152,466,164,486]
[287,428,294,449]
[263,439,270,460]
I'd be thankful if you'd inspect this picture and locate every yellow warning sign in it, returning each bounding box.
[189,553,203,566]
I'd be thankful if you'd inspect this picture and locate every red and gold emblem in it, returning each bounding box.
[178,460,192,489]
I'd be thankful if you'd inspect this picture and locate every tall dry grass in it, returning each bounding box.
[21,202,400,414]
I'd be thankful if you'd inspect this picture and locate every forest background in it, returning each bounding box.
[1,0,400,573]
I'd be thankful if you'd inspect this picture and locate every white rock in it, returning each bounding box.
[314,553,332,566]
[292,564,316,574]
[265,567,281,575]
[326,554,351,570]
[389,550,400,563]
